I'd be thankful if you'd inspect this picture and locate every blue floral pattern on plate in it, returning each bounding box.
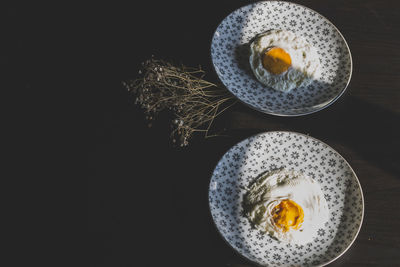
[209,131,364,266]
[211,1,352,116]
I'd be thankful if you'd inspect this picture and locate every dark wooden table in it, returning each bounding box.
[84,0,400,266]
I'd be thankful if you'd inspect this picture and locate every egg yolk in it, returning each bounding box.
[272,199,304,232]
[262,47,292,75]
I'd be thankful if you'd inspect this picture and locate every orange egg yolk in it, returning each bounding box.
[272,199,304,232]
[262,47,292,75]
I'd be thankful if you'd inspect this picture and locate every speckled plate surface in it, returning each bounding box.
[208,131,364,266]
[210,1,352,116]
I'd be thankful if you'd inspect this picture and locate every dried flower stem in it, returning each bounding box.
[123,57,236,146]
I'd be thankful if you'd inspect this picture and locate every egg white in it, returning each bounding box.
[243,169,329,244]
[249,29,321,92]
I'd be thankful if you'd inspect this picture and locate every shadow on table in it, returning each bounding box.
[301,95,399,178]
[226,94,400,179]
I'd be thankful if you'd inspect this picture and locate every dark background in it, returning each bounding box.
[85,0,400,266]
[10,0,399,266]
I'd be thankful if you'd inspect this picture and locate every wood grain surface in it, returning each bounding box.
[83,0,400,266]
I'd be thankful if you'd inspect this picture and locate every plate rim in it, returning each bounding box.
[209,0,354,117]
[208,130,365,267]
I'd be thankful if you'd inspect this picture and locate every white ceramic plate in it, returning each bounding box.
[210,1,352,116]
[209,131,364,266]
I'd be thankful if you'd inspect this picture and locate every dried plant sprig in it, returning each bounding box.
[123,57,236,146]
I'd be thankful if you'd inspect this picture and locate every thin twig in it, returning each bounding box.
[123,58,235,146]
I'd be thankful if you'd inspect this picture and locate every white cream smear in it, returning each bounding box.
[243,169,329,244]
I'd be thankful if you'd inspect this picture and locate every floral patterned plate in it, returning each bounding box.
[208,131,364,266]
[210,1,352,116]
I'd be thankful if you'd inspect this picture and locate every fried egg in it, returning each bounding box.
[243,169,329,244]
[249,29,321,92]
